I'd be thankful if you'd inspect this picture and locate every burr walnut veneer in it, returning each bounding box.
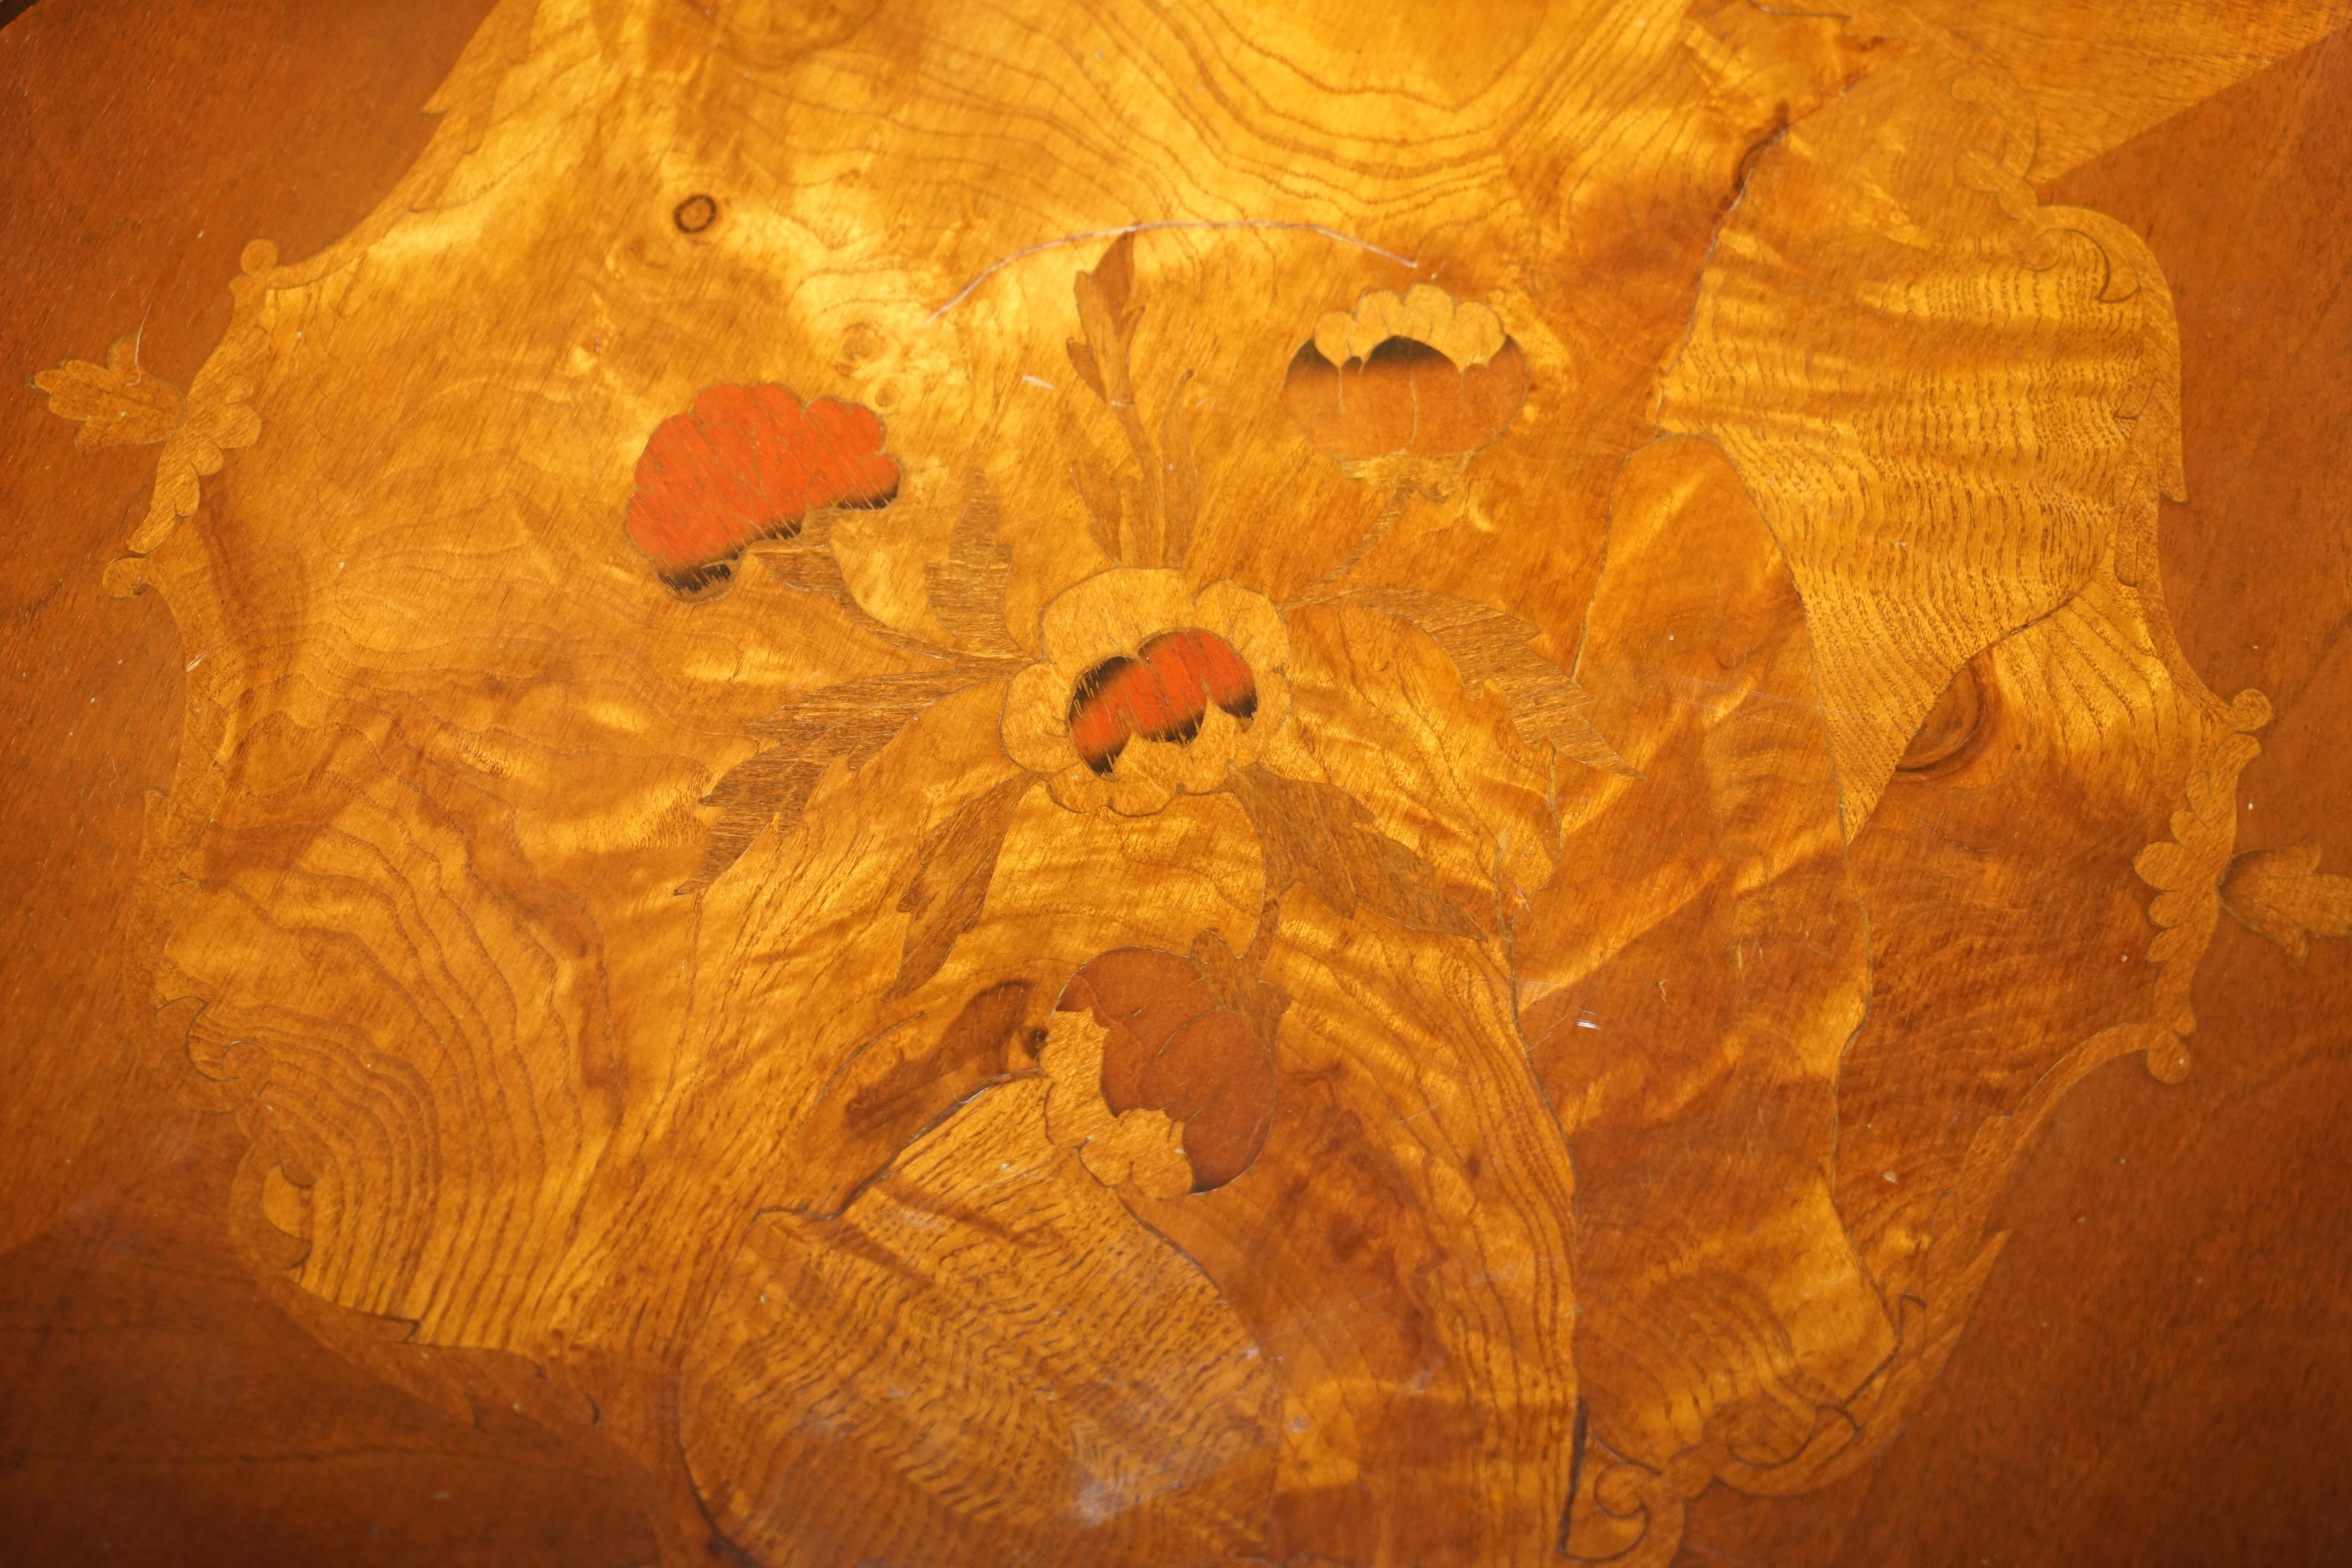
[6,1,2352,1563]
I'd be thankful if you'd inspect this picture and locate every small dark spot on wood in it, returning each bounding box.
[673,194,719,234]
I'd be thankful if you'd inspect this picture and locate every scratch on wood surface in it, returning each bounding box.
[927,219,1422,321]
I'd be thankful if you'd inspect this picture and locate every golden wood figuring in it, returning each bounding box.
[10,0,2352,1563]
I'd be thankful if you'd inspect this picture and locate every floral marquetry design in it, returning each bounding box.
[625,384,900,596]
[34,4,2352,1567]
[1003,571,1291,816]
[1284,283,1530,497]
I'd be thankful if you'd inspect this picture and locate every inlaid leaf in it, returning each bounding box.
[1337,586,1628,774]
[1068,454,1126,560]
[891,771,1037,996]
[1065,232,1179,565]
[2222,841,2352,967]
[1159,370,1200,569]
[683,664,1002,895]
[1068,230,1140,406]
[923,473,1021,654]
[1187,926,1290,1052]
[1066,338,1106,402]
[757,513,956,656]
[34,336,185,450]
[1229,764,1481,939]
[686,491,1023,895]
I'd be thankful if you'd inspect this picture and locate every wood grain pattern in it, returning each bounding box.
[6,1,2352,1564]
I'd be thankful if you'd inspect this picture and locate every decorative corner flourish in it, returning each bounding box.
[2130,688,2273,1074]
[2221,840,2352,966]
[35,326,262,576]
[34,336,185,449]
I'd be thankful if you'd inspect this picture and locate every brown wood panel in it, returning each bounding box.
[4,3,2348,1565]
[1680,28,2352,1564]
[0,2,656,1561]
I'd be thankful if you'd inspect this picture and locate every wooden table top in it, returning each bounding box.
[4,2,2350,1564]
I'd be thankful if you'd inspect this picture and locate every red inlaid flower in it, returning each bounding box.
[1067,629,1260,776]
[625,384,899,596]
[1002,570,1292,816]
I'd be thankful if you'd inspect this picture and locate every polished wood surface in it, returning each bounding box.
[4,3,2350,1564]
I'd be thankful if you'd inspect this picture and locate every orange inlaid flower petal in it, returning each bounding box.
[625,385,899,595]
